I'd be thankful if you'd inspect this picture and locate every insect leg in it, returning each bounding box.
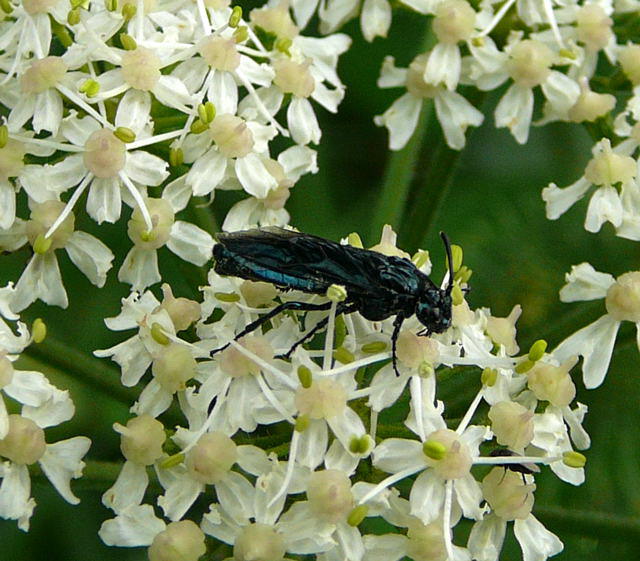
[391,315,405,377]
[210,300,334,357]
[278,302,357,359]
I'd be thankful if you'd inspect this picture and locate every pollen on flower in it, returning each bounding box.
[432,0,476,45]
[233,523,286,561]
[527,358,577,407]
[405,518,447,561]
[294,378,347,419]
[127,198,175,250]
[218,336,273,377]
[0,415,46,465]
[249,1,299,40]
[273,59,315,98]
[405,53,439,99]
[121,47,162,91]
[148,520,206,561]
[199,36,241,71]
[423,429,472,479]
[482,467,535,520]
[185,431,237,484]
[605,271,640,322]
[576,5,613,51]
[307,469,354,523]
[83,129,127,178]
[507,40,553,88]
[488,401,534,450]
[209,114,255,158]
[20,56,67,94]
[26,201,75,251]
[115,414,165,465]
[0,138,25,181]
[152,342,197,393]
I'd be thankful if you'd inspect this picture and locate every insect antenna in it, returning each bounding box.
[440,231,454,294]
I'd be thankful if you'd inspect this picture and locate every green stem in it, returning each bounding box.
[369,101,436,242]
[22,336,137,405]
[535,505,640,542]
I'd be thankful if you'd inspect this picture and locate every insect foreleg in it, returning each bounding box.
[278,302,358,360]
[210,300,335,357]
[391,314,405,377]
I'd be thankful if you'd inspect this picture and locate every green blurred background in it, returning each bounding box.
[1,5,639,560]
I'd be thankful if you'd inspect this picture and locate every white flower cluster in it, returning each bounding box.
[0,286,90,530]
[92,227,588,561]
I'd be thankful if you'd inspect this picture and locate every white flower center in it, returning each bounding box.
[0,414,46,465]
[396,331,439,370]
[218,336,273,377]
[606,271,640,322]
[307,469,354,523]
[0,138,25,181]
[199,36,240,71]
[127,198,175,250]
[22,0,59,15]
[273,59,315,98]
[115,414,165,466]
[148,521,206,561]
[83,129,127,178]
[584,144,636,186]
[507,40,553,88]
[233,523,286,561]
[249,1,299,39]
[576,5,613,51]
[488,401,534,450]
[26,200,75,251]
[185,432,237,484]
[121,47,162,91]
[210,114,255,159]
[239,280,278,307]
[159,285,201,332]
[620,45,640,86]
[405,53,438,99]
[152,342,196,393]
[405,519,447,561]
[482,467,535,521]
[527,359,577,407]
[432,0,476,45]
[21,56,67,94]
[423,428,472,479]
[295,378,347,419]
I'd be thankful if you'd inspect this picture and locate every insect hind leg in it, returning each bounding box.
[277,302,357,360]
[210,300,334,357]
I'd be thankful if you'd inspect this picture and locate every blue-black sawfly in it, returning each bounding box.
[211,226,454,376]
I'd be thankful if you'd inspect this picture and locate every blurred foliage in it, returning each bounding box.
[1,6,640,561]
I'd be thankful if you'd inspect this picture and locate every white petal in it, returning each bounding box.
[38,436,91,504]
[235,153,278,198]
[115,89,151,135]
[0,463,35,531]
[409,469,445,523]
[99,504,166,546]
[186,147,227,196]
[434,89,483,150]
[377,56,407,89]
[94,337,152,387]
[102,460,149,513]
[59,114,101,146]
[131,378,173,417]
[12,253,67,312]
[124,151,169,187]
[468,514,506,561]
[65,231,114,287]
[361,0,391,41]
[558,262,615,302]
[153,75,194,110]
[207,70,238,116]
[542,178,592,220]
[453,473,484,520]
[215,471,256,523]
[0,181,16,230]
[495,83,533,144]
[373,438,424,473]
[0,396,7,439]
[167,220,214,266]
[513,515,563,561]
[157,474,203,521]
[541,71,580,114]
[374,93,422,151]
[22,388,75,427]
[296,419,329,470]
[278,145,318,180]
[584,185,623,232]
[118,247,160,291]
[7,95,36,133]
[287,97,321,145]
[86,177,122,223]
[425,43,461,90]
[32,89,63,134]
[335,523,365,561]
[363,534,407,561]
[553,315,619,389]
